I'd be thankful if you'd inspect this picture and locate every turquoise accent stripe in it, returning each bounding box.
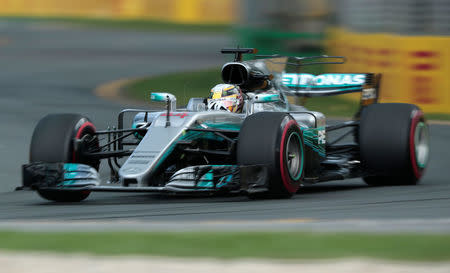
[63,173,78,180]
[302,127,326,157]
[63,163,80,172]
[150,93,166,102]
[285,85,362,92]
[285,84,361,88]
[59,180,76,186]
[256,94,280,102]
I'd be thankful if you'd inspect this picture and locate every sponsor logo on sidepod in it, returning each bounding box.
[282,73,366,87]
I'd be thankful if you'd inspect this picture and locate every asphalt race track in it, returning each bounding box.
[0,21,449,230]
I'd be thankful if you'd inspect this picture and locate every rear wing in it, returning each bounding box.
[220,49,382,106]
[280,71,382,106]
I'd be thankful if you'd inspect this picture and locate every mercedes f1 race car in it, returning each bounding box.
[21,48,430,202]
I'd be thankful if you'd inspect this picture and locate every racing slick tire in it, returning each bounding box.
[30,114,99,202]
[237,112,304,198]
[358,103,429,186]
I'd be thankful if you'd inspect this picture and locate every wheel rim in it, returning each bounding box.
[72,121,99,169]
[414,122,429,168]
[285,132,303,180]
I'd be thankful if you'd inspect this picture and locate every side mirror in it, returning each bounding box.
[150,92,176,110]
[253,93,280,103]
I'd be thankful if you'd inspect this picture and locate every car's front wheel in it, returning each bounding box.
[237,112,305,198]
[30,113,99,202]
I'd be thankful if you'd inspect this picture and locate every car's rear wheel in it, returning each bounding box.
[30,113,99,202]
[358,103,429,186]
[237,112,304,198]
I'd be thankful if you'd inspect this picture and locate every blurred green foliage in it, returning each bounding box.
[0,16,231,33]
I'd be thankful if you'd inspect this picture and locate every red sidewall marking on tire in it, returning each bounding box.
[73,121,96,162]
[409,110,423,179]
[279,120,301,193]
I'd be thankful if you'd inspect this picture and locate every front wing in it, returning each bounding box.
[22,162,270,194]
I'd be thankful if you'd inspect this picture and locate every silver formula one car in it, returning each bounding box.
[21,48,430,202]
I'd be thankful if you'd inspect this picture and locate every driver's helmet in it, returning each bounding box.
[207,84,244,113]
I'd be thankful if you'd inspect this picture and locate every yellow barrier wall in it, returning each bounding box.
[0,0,235,24]
[327,28,450,114]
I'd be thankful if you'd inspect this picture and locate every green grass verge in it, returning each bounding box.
[0,16,231,33]
[124,68,450,120]
[426,113,450,121]
[125,68,222,106]
[0,231,449,261]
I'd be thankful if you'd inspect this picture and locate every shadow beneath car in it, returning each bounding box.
[299,181,368,195]
[32,191,249,206]
[31,180,369,206]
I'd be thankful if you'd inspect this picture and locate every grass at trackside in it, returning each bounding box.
[426,113,450,121]
[125,68,223,107]
[0,231,449,261]
[124,68,450,120]
[0,16,231,33]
